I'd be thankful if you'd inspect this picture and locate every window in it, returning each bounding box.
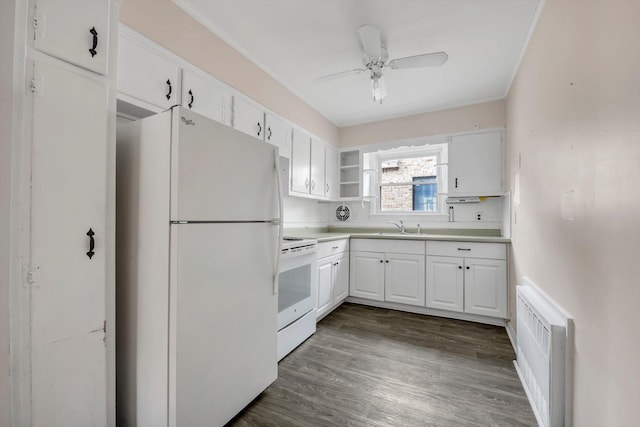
[364,143,447,215]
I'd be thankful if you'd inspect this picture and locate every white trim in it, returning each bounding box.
[504,0,547,98]
[505,321,517,353]
[345,297,507,327]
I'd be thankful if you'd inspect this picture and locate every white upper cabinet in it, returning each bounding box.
[290,127,311,194]
[182,69,230,125]
[264,113,292,159]
[448,131,503,196]
[33,0,110,75]
[325,145,339,200]
[117,33,180,111]
[310,138,325,197]
[232,95,265,140]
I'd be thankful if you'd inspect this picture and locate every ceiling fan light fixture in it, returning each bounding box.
[371,74,386,103]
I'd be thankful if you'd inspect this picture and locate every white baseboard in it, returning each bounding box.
[513,361,544,427]
[505,321,517,353]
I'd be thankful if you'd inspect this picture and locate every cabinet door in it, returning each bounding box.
[232,96,265,140]
[349,251,385,301]
[117,34,180,110]
[265,113,292,159]
[448,131,502,196]
[182,69,230,125]
[30,59,108,427]
[426,256,464,312]
[310,138,326,197]
[333,253,349,303]
[325,145,339,200]
[385,253,425,306]
[33,0,110,75]
[316,257,334,319]
[290,128,311,194]
[464,258,507,318]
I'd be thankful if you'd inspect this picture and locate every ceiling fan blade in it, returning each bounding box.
[389,52,449,69]
[313,68,366,85]
[358,25,382,59]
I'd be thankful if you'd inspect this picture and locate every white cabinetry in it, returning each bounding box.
[426,241,507,318]
[350,239,425,306]
[310,138,325,197]
[33,0,111,75]
[291,127,311,194]
[325,145,339,200]
[339,150,361,199]
[265,113,292,159]
[448,131,503,196]
[316,240,349,319]
[232,95,265,139]
[181,69,230,125]
[22,1,118,424]
[117,32,180,111]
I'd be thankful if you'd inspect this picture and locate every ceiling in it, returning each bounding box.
[173,0,542,127]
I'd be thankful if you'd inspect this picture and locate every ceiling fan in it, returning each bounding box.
[314,25,448,103]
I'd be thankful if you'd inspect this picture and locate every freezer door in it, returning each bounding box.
[170,222,278,426]
[171,108,279,221]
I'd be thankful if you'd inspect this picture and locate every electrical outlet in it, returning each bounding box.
[475,212,483,221]
[472,122,480,130]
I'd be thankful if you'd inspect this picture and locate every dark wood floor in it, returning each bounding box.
[228,303,536,427]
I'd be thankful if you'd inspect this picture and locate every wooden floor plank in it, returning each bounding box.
[227,303,536,427]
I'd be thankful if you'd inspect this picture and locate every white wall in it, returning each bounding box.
[505,0,640,425]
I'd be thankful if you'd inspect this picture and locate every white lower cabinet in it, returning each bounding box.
[350,239,426,307]
[316,240,350,319]
[426,241,507,318]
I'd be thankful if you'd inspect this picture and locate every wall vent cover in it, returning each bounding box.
[336,205,350,221]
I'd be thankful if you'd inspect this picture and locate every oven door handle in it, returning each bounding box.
[273,151,284,295]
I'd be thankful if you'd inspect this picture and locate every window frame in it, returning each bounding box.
[368,144,447,216]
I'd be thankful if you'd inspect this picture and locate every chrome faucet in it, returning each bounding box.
[388,220,406,234]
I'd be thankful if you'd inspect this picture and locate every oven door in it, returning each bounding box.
[278,251,317,331]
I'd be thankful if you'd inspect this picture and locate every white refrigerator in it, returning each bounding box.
[116,107,282,427]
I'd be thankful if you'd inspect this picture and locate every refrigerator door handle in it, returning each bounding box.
[273,152,284,295]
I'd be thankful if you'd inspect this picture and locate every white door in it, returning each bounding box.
[316,257,333,318]
[33,0,110,75]
[172,222,278,426]
[349,251,385,301]
[332,253,350,303]
[117,34,180,109]
[30,59,108,427]
[448,131,503,196]
[232,95,265,140]
[182,69,230,125]
[265,113,292,158]
[464,258,507,318]
[171,108,279,222]
[290,127,311,194]
[426,256,464,312]
[385,253,425,306]
[310,138,325,197]
[325,145,339,200]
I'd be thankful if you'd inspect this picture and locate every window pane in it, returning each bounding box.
[380,185,414,211]
[413,176,438,212]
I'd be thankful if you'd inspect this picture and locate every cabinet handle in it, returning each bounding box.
[86,228,95,259]
[326,183,330,193]
[267,127,272,140]
[455,177,458,188]
[466,266,470,270]
[457,248,471,251]
[385,260,389,263]
[188,90,194,108]
[305,178,309,188]
[458,265,462,269]
[379,260,383,263]
[311,180,315,190]
[89,27,98,57]
[166,79,172,100]
[257,122,262,136]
